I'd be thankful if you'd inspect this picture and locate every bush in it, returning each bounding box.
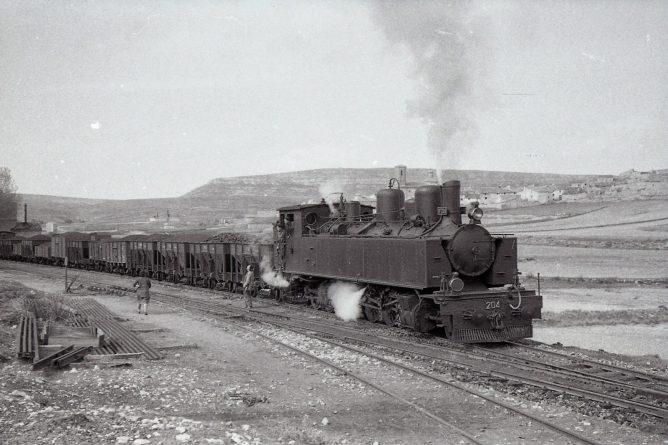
[20,293,71,321]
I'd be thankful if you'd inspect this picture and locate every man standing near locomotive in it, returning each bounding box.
[133,271,152,315]
[243,264,255,309]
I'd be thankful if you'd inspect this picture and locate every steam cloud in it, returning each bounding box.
[327,281,365,321]
[372,2,491,179]
[318,180,343,217]
[260,256,289,288]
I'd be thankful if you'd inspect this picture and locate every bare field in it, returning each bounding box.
[486,199,668,244]
[533,324,668,359]
[519,244,668,279]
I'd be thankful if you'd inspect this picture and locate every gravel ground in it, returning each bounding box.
[1,266,668,444]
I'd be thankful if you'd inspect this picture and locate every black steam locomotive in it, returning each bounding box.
[273,178,542,342]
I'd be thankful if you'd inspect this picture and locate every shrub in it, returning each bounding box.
[20,293,71,321]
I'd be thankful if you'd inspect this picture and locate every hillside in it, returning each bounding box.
[186,168,591,200]
[16,194,109,224]
[17,168,608,227]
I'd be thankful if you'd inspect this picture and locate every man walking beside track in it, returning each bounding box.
[243,265,255,309]
[134,272,151,315]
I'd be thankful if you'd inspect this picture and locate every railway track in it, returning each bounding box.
[232,304,668,421]
[147,290,600,444]
[3,261,604,444]
[479,341,668,400]
[4,261,667,434]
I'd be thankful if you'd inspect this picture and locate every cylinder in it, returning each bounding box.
[346,201,361,221]
[415,185,441,225]
[376,187,405,222]
[442,180,462,225]
[404,199,416,219]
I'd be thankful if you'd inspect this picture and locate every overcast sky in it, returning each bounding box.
[1,1,666,199]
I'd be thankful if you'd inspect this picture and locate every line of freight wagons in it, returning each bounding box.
[0,231,271,290]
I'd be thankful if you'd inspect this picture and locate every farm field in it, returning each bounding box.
[487,199,668,242]
[518,244,668,279]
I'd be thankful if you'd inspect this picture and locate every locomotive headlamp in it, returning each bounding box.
[469,207,483,221]
[448,276,465,292]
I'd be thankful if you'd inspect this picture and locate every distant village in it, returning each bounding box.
[460,167,668,209]
[2,166,667,236]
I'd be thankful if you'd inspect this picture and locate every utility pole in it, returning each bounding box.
[64,256,69,293]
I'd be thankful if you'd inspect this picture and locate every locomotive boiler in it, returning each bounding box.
[273,178,542,342]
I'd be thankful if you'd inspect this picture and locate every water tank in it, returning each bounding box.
[442,180,462,225]
[376,187,405,222]
[404,199,416,219]
[415,185,441,225]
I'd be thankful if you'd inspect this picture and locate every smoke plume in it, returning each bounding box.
[327,281,365,321]
[372,2,492,177]
[259,256,289,288]
[318,180,343,217]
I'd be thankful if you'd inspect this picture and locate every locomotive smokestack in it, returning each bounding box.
[24,203,27,224]
[442,180,461,225]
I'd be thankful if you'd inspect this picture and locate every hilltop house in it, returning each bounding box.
[477,187,521,209]
[561,187,588,202]
[520,186,559,204]
[620,169,655,181]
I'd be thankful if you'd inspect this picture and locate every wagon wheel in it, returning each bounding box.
[381,305,399,326]
[363,306,381,323]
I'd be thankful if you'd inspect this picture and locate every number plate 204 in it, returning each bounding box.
[485,300,501,310]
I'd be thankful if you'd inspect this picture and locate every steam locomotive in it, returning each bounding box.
[0,177,542,343]
[273,178,542,342]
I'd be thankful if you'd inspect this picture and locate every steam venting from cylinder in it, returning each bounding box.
[260,256,289,288]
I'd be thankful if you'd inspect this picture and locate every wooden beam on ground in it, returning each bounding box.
[85,352,145,360]
[155,343,199,351]
[32,345,74,371]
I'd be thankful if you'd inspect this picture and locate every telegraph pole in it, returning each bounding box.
[64,256,69,293]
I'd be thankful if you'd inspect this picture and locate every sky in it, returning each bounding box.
[1,0,666,199]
